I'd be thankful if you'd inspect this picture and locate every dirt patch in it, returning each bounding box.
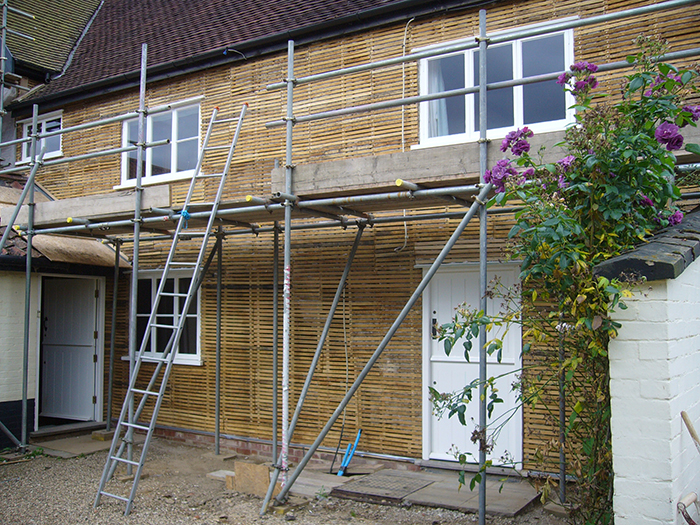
[0,438,567,525]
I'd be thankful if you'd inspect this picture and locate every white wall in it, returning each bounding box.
[0,272,39,403]
[609,260,700,524]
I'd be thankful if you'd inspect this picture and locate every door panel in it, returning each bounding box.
[41,278,97,421]
[423,266,522,467]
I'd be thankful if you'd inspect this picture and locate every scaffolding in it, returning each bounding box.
[1,0,699,521]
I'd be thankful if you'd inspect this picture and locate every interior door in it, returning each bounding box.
[41,277,98,421]
[423,265,522,467]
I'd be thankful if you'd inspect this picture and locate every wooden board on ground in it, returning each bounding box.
[229,461,280,498]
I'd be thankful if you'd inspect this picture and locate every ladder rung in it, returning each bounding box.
[140,355,169,364]
[131,388,161,397]
[214,117,239,124]
[160,292,188,297]
[195,172,224,179]
[169,261,198,266]
[121,422,150,432]
[150,323,176,329]
[204,145,231,151]
[111,456,140,467]
[100,491,130,503]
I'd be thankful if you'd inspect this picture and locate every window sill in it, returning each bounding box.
[114,170,195,190]
[18,151,63,165]
[121,354,202,366]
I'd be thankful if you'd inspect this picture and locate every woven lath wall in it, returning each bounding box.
[35,0,700,465]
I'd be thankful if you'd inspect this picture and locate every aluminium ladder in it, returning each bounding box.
[94,103,248,515]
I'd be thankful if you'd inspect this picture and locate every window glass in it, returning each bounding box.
[427,54,465,137]
[122,102,199,183]
[21,113,63,161]
[522,34,566,124]
[135,273,200,363]
[419,29,572,145]
[474,44,514,131]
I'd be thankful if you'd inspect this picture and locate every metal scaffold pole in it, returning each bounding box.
[127,43,148,474]
[272,223,280,463]
[215,229,223,455]
[281,38,295,487]
[20,104,38,450]
[107,239,121,432]
[477,10,489,525]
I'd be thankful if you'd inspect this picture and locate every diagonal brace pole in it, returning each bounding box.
[267,183,492,508]
[262,223,365,512]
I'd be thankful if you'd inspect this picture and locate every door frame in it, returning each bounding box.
[35,274,105,428]
[421,262,522,464]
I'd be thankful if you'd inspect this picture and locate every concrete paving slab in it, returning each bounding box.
[34,433,145,458]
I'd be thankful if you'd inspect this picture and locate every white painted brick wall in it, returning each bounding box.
[610,260,700,524]
[0,272,39,403]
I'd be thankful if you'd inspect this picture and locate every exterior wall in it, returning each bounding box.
[18,0,700,463]
[0,272,39,447]
[609,260,700,524]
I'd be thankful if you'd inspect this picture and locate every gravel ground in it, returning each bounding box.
[0,438,568,525]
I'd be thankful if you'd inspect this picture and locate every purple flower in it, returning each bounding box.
[668,210,684,226]
[655,121,684,151]
[683,105,700,122]
[556,72,570,86]
[557,174,569,190]
[557,155,576,172]
[500,127,534,156]
[639,194,654,207]
[511,139,530,156]
[485,159,518,193]
[570,61,598,73]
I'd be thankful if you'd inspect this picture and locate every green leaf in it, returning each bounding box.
[463,339,472,361]
[444,338,453,356]
[629,76,644,92]
[685,143,700,155]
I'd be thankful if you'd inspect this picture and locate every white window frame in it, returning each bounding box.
[19,110,63,162]
[119,98,202,187]
[134,269,202,366]
[417,23,575,149]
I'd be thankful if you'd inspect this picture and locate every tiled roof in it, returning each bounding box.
[20,0,481,104]
[7,0,102,74]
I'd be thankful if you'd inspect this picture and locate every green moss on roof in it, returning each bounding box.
[6,0,102,73]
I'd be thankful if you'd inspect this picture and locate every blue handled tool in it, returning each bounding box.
[338,429,362,476]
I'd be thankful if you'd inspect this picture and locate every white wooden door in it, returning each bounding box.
[422,265,522,467]
[41,277,98,421]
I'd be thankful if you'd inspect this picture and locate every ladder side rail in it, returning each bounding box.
[183,103,248,284]
[178,107,220,212]
[134,107,221,339]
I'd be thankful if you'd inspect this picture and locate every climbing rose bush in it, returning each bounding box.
[436,37,699,525]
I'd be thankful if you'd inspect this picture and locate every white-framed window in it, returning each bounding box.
[121,100,200,185]
[418,28,574,147]
[135,270,201,365]
[19,111,63,162]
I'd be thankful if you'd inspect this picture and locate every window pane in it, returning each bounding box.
[156,323,172,353]
[43,119,61,154]
[152,113,172,142]
[151,144,172,175]
[137,279,152,314]
[474,44,514,131]
[177,138,198,172]
[157,279,174,315]
[427,55,465,137]
[136,317,148,350]
[179,318,197,354]
[126,120,141,180]
[178,278,196,315]
[177,106,198,140]
[523,34,566,124]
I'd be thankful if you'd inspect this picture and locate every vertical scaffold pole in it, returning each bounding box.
[281,39,295,487]
[215,229,223,455]
[272,223,280,463]
[127,43,148,474]
[20,104,38,450]
[107,240,121,432]
[478,10,489,525]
